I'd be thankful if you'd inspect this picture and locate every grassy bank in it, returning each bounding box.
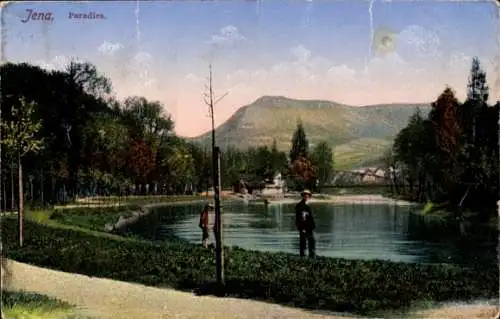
[2,217,497,316]
[49,206,142,232]
[27,195,226,232]
[72,194,216,206]
[1,290,87,319]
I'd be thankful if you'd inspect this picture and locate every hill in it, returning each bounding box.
[190,96,431,169]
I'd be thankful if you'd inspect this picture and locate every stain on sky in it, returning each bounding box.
[373,27,397,56]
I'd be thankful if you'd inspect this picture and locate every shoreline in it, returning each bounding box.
[230,194,417,207]
[54,194,418,232]
[109,199,210,232]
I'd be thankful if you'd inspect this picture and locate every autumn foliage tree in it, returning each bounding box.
[291,155,317,190]
[392,57,499,218]
[128,140,156,185]
[429,87,462,164]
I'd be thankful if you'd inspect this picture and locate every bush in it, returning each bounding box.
[2,218,498,315]
[2,291,72,310]
[1,290,84,318]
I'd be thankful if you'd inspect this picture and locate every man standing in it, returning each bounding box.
[199,204,213,248]
[295,189,316,257]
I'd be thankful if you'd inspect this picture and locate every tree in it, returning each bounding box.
[311,141,334,190]
[290,155,316,191]
[165,144,196,193]
[1,97,44,247]
[290,120,309,163]
[122,96,174,143]
[66,61,113,99]
[460,57,498,217]
[393,109,439,200]
[270,139,287,174]
[128,140,156,185]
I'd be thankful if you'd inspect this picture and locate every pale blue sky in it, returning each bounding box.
[2,0,498,136]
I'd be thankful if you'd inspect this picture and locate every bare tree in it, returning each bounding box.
[203,64,228,286]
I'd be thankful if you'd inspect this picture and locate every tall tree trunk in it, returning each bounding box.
[10,163,15,211]
[30,176,34,201]
[2,173,6,211]
[18,153,24,247]
[40,167,44,204]
[51,176,56,203]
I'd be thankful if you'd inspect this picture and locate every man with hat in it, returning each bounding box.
[295,189,316,257]
[199,203,213,248]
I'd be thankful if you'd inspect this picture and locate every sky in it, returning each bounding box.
[2,0,499,137]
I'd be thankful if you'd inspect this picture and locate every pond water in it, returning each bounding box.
[128,200,498,266]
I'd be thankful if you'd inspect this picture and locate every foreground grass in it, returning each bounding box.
[2,290,87,319]
[2,217,498,316]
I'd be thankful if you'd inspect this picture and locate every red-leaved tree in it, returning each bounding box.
[291,155,317,190]
[128,140,156,183]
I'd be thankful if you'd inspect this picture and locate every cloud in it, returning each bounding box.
[183,73,205,84]
[396,25,441,60]
[291,44,312,62]
[98,41,124,56]
[208,25,246,46]
[183,41,484,107]
[128,51,157,88]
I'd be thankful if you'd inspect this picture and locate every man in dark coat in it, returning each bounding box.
[295,189,316,257]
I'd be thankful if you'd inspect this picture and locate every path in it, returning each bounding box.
[3,259,362,319]
[4,260,498,319]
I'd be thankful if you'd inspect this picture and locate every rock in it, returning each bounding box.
[104,223,114,232]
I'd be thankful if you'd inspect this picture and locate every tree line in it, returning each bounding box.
[389,57,499,219]
[0,62,335,211]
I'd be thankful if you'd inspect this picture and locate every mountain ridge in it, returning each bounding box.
[189,96,431,169]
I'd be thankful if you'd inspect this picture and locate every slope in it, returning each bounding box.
[190,96,431,169]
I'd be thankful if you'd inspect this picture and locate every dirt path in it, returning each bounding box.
[4,260,498,319]
[4,259,363,319]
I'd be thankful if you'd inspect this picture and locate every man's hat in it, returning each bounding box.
[301,189,312,196]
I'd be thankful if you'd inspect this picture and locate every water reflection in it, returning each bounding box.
[128,200,498,266]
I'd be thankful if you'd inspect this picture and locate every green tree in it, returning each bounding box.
[166,144,196,193]
[270,139,287,174]
[122,96,173,143]
[289,120,309,163]
[393,109,439,200]
[459,57,498,217]
[66,61,112,99]
[1,97,44,247]
[311,141,334,190]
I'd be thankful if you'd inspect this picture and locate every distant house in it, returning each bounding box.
[331,167,387,185]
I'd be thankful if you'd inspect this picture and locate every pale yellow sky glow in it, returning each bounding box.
[100,48,498,137]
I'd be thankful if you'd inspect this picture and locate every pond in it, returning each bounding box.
[128,200,498,266]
